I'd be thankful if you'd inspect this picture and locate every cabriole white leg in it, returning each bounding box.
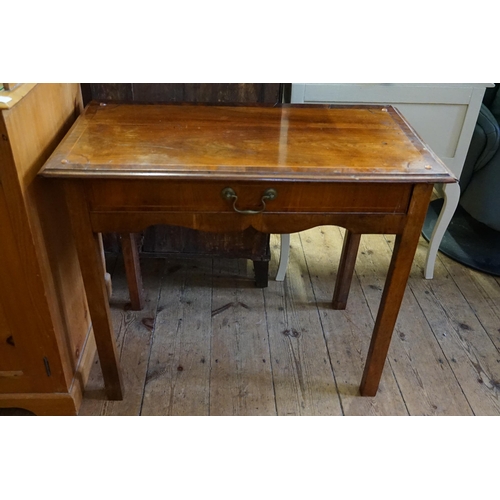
[275,233,291,281]
[424,182,461,279]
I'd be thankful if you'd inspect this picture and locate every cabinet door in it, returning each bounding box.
[0,188,59,394]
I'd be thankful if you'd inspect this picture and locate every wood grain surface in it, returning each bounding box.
[40,103,454,183]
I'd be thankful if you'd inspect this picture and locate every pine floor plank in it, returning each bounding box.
[104,258,164,416]
[264,234,342,416]
[209,258,276,416]
[141,258,212,416]
[75,229,500,416]
[79,257,163,416]
[406,243,500,415]
[355,234,473,415]
[439,254,500,351]
[298,228,408,416]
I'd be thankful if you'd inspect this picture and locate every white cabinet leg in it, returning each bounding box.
[424,182,460,279]
[275,233,291,281]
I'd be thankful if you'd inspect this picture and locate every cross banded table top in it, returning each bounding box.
[39,102,455,183]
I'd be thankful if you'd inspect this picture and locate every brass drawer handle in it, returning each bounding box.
[221,187,277,215]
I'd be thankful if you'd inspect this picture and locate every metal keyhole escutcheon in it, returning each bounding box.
[221,187,277,215]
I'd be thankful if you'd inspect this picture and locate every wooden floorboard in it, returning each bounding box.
[357,234,473,415]
[79,256,164,416]
[210,258,276,415]
[77,230,500,416]
[264,234,341,415]
[299,228,408,415]
[407,242,500,415]
[141,257,213,416]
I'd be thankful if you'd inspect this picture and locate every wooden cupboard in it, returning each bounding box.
[0,83,96,415]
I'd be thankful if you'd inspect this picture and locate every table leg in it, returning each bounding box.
[360,184,433,396]
[332,231,361,310]
[120,233,145,310]
[64,182,124,400]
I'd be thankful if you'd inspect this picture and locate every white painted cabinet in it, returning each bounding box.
[276,83,492,281]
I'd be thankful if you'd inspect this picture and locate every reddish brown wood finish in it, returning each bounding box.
[83,85,281,276]
[64,181,123,400]
[120,233,145,310]
[87,179,413,214]
[40,102,453,183]
[332,231,361,310]
[360,184,434,396]
[40,103,455,399]
[0,84,97,416]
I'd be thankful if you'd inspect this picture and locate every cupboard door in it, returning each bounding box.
[0,187,60,393]
[0,299,24,385]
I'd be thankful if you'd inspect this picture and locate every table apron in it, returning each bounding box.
[88,210,408,235]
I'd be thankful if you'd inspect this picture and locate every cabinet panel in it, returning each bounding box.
[395,103,467,159]
[0,186,56,393]
[0,84,95,412]
[0,298,21,373]
[301,83,475,105]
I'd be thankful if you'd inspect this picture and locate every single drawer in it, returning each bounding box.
[87,179,412,215]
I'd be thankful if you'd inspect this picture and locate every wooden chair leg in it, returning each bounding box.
[97,233,112,299]
[275,233,290,281]
[332,231,361,310]
[253,260,269,288]
[424,182,460,279]
[120,233,145,310]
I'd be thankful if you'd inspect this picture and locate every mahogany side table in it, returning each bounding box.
[39,102,455,399]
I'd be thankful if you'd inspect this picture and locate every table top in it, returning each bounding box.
[40,102,455,183]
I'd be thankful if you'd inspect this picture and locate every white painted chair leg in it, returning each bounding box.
[98,233,112,299]
[275,233,291,281]
[424,182,460,279]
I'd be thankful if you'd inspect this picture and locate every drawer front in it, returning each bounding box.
[88,179,412,215]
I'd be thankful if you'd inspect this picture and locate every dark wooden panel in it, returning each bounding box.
[142,226,270,260]
[129,83,281,104]
[88,83,282,104]
[89,83,133,101]
[182,83,280,103]
[131,84,185,102]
